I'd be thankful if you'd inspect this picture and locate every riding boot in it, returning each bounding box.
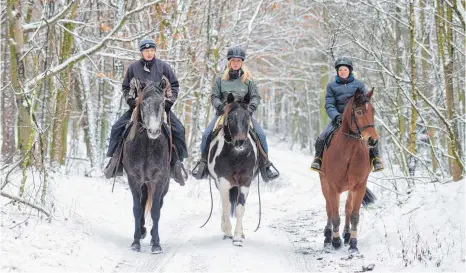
[104,142,124,179]
[310,138,325,172]
[369,144,384,172]
[259,154,280,182]
[192,150,209,180]
[170,147,187,186]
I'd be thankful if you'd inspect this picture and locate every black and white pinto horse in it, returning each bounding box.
[122,78,171,254]
[207,93,259,247]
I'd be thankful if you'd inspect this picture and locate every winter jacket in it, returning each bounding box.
[122,58,179,104]
[325,75,367,121]
[211,74,260,114]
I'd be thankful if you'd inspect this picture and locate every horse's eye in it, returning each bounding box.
[356,110,363,116]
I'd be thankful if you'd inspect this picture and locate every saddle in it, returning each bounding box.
[324,123,340,149]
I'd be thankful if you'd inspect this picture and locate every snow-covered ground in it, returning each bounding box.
[1,136,465,272]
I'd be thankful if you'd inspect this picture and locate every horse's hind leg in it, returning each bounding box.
[128,180,143,252]
[218,179,233,239]
[344,191,353,245]
[140,184,148,240]
[233,186,249,246]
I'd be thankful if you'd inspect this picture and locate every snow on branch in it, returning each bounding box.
[25,0,162,89]
[23,0,77,33]
[0,191,51,217]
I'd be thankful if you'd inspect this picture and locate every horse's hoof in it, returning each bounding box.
[151,244,163,254]
[131,242,141,252]
[232,239,243,247]
[343,232,350,245]
[348,238,358,254]
[141,227,147,240]
[324,228,332,238]
[332,237,342,249]
[348,246,359,255]
[324,237,331,245]
[223,235,233,240]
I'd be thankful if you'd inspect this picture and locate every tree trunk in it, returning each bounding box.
[50,2,77,165]
[407,0,418,178]
[7,0,31,155]
[1,18,16,163]
[436,0,464,181]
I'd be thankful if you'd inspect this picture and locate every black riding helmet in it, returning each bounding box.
[334,57,353,73]
[227,46,246,61]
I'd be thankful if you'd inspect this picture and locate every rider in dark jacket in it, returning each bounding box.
[310,57,383,172]
[104,38,187,185]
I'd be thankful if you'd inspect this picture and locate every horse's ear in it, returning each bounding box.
[367,87,374,100]
[227,93,235,104]
[243,92,251,104]
[354,88,363,99]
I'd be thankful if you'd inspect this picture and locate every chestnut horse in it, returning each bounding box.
[319,88,377,254]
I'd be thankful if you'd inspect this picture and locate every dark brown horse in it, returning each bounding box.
[319,88,377,254]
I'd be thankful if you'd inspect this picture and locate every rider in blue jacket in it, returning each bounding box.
[310,57,383,172]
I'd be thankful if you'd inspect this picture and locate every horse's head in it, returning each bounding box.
[223,92,251,150]
[341,88,378,148]
[131,78,169,139]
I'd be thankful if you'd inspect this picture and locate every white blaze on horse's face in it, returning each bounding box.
[141,95,164,139]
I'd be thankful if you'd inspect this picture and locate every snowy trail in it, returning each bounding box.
[115,139,317,272]
[3,136,463,272]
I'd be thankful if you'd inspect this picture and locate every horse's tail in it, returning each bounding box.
[229,187,238,217]
[145,183,153,218]
[362,188,376,207]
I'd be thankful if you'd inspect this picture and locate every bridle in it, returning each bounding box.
[344,105,375,140]
[222,104,250,145]
[135,83,166,132]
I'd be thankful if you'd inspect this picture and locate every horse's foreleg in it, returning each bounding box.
[344,191,353,245]
[233,186,249,246]
[218,179,233,239]
[128,181,143,252]
[150,183,165,254]
[320,178,332,246]
[328,187,342,249]
[348,187,366,254]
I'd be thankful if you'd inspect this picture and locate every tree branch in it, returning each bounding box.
[23,0,77,33]
[1,191,51,217]
[25,0,162,89]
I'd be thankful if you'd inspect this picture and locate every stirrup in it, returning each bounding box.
[172,161,188,185]
[371,157,384,172]
[192,159,208,180]
[260,161,279,182]
[310,158,322,172]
